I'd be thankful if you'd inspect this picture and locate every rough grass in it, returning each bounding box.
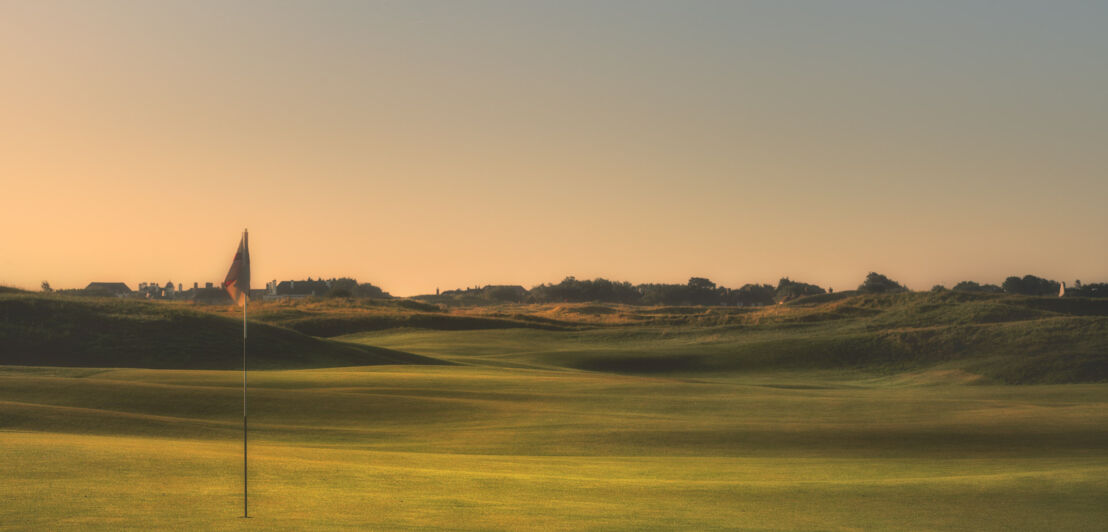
[0,294,441,369]
[5,291,1107,382]
[350,313,1108,385]
[211,298,577,336]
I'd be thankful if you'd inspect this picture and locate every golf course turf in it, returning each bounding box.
[2,293,1107,529]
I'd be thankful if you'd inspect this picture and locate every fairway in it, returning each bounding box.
[3,328,1108,530]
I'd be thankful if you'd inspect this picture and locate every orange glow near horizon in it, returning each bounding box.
[2,2,1106,296]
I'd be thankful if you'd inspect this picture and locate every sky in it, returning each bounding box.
[2,1,1106,296]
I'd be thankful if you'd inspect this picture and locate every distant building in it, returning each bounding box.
[85,282,132,297]
[191,287,232,305]
[137,281,173,299]
[433,284,527,303]
[482,285,528,302]
[273,279,331,299]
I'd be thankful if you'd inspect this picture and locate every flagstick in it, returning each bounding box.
[243,290,248,518]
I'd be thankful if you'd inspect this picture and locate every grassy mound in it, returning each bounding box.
[555,319,1107,383]
[355,292,1108,384]
[230,298,575,336]
[272,313,567,336]
[5,291,1105,382]
[559,292,1108,383]
[0,294,443,369]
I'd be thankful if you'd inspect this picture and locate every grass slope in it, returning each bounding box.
[4,290,1106,381]
[0,294,441,370]
[3,292,1108,528]
[221,298,576,336]
[350,291,1108,384]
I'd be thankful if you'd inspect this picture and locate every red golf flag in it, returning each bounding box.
[223,230,250,306]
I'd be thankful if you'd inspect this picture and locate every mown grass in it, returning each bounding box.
[2,359,1107,530]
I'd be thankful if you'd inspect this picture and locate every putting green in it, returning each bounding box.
[2,338,1107,530]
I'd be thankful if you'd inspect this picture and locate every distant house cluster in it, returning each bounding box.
[264,278,334,300]
[84,280,238,304]
[433,285,528,303]
[80,277,361,303]
[83,282,134,297]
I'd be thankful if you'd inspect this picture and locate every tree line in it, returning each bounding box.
[431,272,1107,306]
[932,275,1107,297]
[432,272,899,305]
[40,272,1107,304]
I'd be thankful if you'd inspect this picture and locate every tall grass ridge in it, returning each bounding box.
[5,290,1105,382]
[0,293,441,369]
